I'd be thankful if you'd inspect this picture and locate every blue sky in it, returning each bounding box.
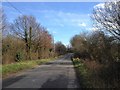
[2,2,101,45]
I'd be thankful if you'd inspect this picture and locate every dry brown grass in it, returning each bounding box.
[83,60,103,71]
[84,60,120,88]
[73,58,120,88]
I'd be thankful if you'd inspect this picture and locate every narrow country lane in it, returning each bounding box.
[2,53,80,89]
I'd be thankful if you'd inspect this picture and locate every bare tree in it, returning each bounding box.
[70,34,87,53]
[92,1,120,41]
[55,41,66,55]
[11,15,40,60]
[36,27,53,59]
[0,8,8,36]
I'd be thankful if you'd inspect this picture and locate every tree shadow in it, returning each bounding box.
[41,75,68,88]
[2,75,26,88]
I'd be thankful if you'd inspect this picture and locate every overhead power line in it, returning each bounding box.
[5,0,23,15]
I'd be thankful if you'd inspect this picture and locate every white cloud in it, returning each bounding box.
[52,31,57,34]
[47,28,57,34]
[3,4,94,46]
[78,23,86,27]
[40,9,90,28]
[4,4,91,31]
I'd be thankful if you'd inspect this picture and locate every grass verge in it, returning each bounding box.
[72,58,91,88]
[2,57,57,78]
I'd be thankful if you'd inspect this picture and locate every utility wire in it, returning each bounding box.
[5,0,23,15]
[5,0,41,33]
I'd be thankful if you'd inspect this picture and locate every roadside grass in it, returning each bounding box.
[0,66,1,78]
[72,58,120,88]
[2,57,57,78]
[0,65,2,74]
[72,58,91,88]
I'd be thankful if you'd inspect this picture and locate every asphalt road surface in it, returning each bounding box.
[2,53,80,89]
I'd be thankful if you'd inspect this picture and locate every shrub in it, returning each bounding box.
[15,51,24,62]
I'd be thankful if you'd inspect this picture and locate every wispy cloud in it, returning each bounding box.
[52,31,57,34]
[2,2,97,46]
[3,4,91,29]
[47,28,58,34]
[78,22,86,27]
[37,9,90,28]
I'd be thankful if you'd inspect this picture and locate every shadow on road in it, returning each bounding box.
[2,75,26,88]
[41,75,68,88]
